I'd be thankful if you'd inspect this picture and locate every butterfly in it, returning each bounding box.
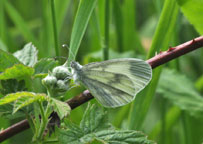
[70,58,152,108]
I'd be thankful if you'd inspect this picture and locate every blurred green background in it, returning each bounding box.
[0,0,203,143]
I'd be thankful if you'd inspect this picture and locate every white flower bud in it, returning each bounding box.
[42,75,57,88]
[52,66,71,80]
[56,80,70,92]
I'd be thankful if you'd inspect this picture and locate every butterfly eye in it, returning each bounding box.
[70,61,74,67]
[70,61,77,68]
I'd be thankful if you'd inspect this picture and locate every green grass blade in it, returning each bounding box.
[50,0,59,56]
[122,0,144,54]
[103,0,110,60]
[5,1,38,47]
[0,0,15,52]
[89,10,102,52]
[149,106,181,140]
[112,0,123,53]
[0,0,6,45]
[55,0,71,33]
[67,0,97,65]
[38,0,53,58]
[128,0,179,130]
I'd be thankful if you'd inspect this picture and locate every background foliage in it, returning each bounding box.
[0,0,202,143]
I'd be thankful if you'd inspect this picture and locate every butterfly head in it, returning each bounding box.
[70,61,82,71]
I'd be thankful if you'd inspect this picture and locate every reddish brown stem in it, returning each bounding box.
[0,36,203,142]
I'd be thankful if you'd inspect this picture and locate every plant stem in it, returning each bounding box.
[103,0,109,60]
[36,101,47,140]
[25,112,35,134]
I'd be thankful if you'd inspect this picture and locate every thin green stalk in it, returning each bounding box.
[36,101,48,141]
[38,102,46,122]
[160,97,166,144]
[112,0,123,52]
[103,0,109,60]
[122,0,144,54]
[25,112,35,134]
[0,0,6,44]
[50,0,59,56]
[181,111,191,144]
[89,10,102,52]
[45,101,52,118]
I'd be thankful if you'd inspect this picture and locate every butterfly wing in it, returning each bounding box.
[78,58,152,108]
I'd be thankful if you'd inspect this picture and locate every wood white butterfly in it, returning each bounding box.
[70,58,152,108]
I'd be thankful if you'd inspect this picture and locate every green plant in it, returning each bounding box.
[0,0,203,143]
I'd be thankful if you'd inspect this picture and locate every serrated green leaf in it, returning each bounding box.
[177,0,203,35]
[34,58,59,78]
[13,42,38,67]
[67,0,98,65]
[58,122,84,144]
[0,49,20,72]
[0,79,26,95]
[50,98,71,120]
[59,104,154,144]
[95,130,155,144]
[0,64,34,80]
[80,103,110,133]
[158,69,203,117]
[0,91,46,106]
[0,104,25,119]
[13,94,46,113]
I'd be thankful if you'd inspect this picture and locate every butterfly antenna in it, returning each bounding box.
[53,56,67,60]
[62,44,75,61]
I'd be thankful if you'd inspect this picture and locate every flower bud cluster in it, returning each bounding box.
[42,65,72,96]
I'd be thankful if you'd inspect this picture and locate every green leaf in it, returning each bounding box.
[95,130,155,144]
[80,103,110,133]
[58,104,154,144]
[67,0,98,65]
[158,69,203,117]
[13,42,38,67]
[0,64,34,80]
[50,98,71,120]
[34,58,59,78]
[13,93,47,113]
[0,91,46,106]
[59,122,84,144]
[0,38,8,51]
[0,79,26,95]
[0,49,20,72]
[0,104,25,119]
[177,0,203,35]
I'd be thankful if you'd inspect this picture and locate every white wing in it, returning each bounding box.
[78,58,152,108]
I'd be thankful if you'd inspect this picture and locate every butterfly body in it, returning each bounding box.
[70,58,152,108]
